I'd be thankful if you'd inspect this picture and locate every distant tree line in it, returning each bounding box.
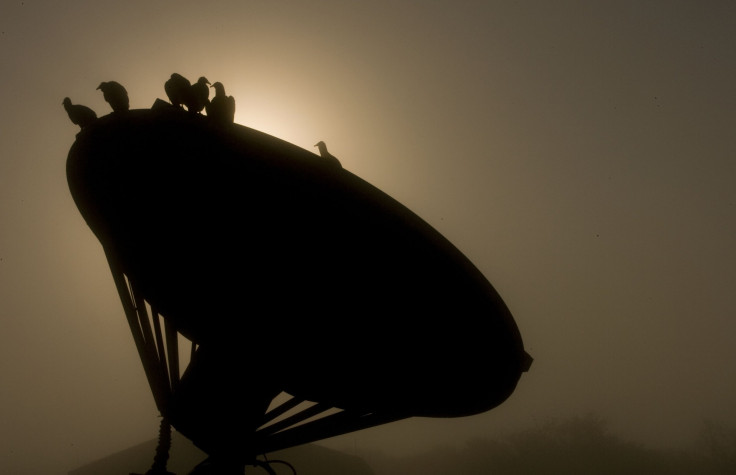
[362,415,736,475]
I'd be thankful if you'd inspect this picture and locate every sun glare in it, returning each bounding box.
[224,83,324,155]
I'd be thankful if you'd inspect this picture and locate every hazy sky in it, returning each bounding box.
[1,1,735,473]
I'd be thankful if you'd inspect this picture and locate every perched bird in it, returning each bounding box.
[63,97,97,129]
[185,76,210,114]
[314,141,342,168]
[206,82,236,125]
[97,81,129,112]
[164,73,191,109]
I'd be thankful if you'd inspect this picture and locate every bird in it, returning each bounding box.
[165,73,192,109]
[97,81,129,112]
[185,76,210,114]
[63,97,97,129]
[206,82,236,125]
[314,141,342,168]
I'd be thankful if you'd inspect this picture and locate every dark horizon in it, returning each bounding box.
[68,414,736,474]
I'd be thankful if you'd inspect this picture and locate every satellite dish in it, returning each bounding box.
[67,99,531,473]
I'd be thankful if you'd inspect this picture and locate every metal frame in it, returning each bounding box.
[103,246,408,470]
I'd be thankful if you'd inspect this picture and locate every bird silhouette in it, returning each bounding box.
[186,76,210,114]
[97,81,129,112]
[206,82,236,126]
[164,73,191,109]
[62,97,97,129]
[314,141,342,167]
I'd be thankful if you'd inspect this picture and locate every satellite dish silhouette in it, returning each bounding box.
[66,97,531,474]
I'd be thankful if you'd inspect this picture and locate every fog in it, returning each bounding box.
[1,1,735,473]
